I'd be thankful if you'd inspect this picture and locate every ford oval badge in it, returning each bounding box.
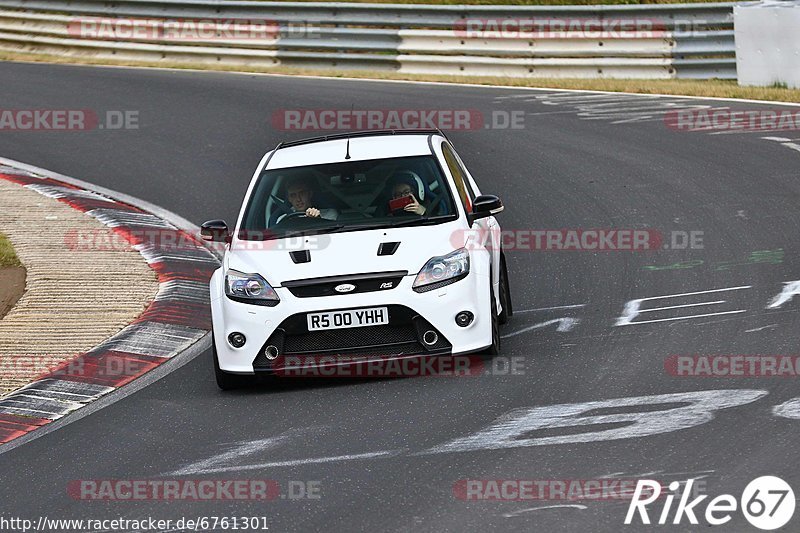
[334,283,356,293]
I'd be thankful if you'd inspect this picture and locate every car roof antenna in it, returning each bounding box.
[344,103,353,160]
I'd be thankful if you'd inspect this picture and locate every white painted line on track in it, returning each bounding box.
[179,450,403,474]
[773,399,800,420]
[619,309,747,326]
[515,304,586,313]
[170,436,293,476]
[501,318,580,339]
[638,300,727,313]
[504,504,588,517]
[745,324,778,333]
[629,285,751,302]
[781,142,800,153]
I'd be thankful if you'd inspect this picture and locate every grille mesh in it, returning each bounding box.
[284,325,417,353]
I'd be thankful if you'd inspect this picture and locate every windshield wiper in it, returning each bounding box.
[387,215,455,228]
[279,224,345,239]
[277,216,453,238]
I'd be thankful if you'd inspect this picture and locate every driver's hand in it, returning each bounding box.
[305,207,321,218]
[404,196,426,215]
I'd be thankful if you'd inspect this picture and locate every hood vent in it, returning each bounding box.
[290,250,311,264]
[377,242,400,256]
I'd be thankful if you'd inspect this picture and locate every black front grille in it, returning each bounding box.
[284,324,417,353]
[253,305,451,370]
[282,271,407,298]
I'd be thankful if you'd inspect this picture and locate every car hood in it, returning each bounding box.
[226,221,467,286]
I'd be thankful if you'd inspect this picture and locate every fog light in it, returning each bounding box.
[455,311,474,327]
[228,332,246,348]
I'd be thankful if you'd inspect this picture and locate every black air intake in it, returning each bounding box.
[378,242,400,256]
[290,250,311,264]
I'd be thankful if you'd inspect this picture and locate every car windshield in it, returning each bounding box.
[238,155,457,240]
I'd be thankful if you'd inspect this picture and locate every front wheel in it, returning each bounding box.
[498,254,513,325]
[488,286,501,356]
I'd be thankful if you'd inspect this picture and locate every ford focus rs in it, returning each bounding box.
[202,129,512,389]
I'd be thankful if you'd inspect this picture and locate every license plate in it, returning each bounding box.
[307,307,389,331]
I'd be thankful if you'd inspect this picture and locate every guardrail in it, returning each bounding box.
[0,0,737,79]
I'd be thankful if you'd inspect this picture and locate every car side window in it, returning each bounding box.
[450,146,481,198]
[441,143,474,213]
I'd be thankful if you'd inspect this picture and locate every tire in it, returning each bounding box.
[213,335,251,390]
[498,254,513,325]
[488,286,501,356]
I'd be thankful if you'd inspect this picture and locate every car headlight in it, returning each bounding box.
[413,248,470,292]
[225,269,280,306]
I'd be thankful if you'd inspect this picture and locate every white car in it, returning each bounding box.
[202,129,512,389]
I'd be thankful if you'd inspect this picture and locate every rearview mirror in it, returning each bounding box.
[200,220,230,243]
[468,195,504,224]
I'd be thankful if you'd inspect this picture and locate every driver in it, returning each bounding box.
[281,178,338,221]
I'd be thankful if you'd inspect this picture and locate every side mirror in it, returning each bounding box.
[200,219,230,243]
[468,194,504,224]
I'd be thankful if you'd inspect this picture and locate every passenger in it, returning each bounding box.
[388,172,427,216]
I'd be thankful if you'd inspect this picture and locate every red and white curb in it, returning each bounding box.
[0,161,219,444]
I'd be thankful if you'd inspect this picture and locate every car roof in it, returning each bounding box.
[265,130,445,170]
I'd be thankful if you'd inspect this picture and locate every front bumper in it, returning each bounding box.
[210,267,492,375]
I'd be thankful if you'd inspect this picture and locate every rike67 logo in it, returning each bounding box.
[625,476,795,530]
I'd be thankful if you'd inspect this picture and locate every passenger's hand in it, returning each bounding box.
[305,207,321,218]
[404,196,426,215]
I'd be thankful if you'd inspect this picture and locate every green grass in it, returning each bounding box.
[0,233,21,268]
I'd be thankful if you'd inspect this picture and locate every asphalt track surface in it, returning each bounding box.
[1,61,799,532]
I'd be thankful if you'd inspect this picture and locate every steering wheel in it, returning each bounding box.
[280,211,307,220]
[271,210,314,227]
